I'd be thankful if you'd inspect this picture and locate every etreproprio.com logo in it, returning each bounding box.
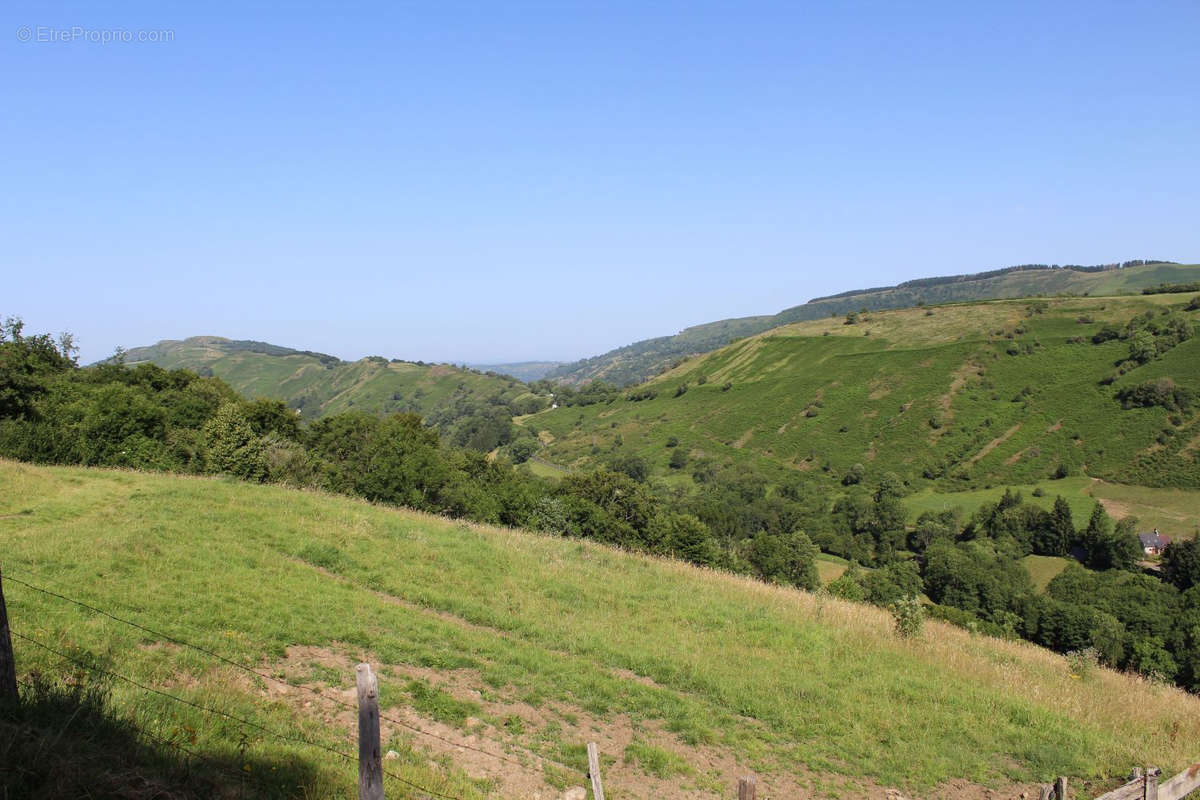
[16,25,175,44]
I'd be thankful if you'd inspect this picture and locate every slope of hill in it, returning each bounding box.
[4,459,1199,798]
[545,262,1200,386]
[120,336,544,423]
[527,291,1200,492]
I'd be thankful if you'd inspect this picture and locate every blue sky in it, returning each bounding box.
[4,1,1198,365]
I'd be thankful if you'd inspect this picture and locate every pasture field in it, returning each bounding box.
[3,460,1200,798]
[1020,555,1074,593]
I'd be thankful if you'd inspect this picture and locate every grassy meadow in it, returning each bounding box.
[3,460,1200,798]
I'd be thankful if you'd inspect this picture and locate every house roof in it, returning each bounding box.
[1138,532,1172,548]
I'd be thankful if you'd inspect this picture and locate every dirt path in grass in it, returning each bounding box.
[257,643,1054,800]
[967,424,1022,466]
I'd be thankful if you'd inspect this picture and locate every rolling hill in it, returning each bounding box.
[119,336,546,424]
[4,459,1199,799]
[545,261,1200,387]
[526,291,1200,497]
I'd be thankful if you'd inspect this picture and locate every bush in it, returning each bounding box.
[842,463,865,486]
[203,402,267,481]
[1066,647,1099,680]
[891,597,925,639]
[1116,378,1195,413]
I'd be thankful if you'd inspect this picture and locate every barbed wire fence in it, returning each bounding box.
[0,567,592,799]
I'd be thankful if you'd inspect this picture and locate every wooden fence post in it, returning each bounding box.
[1144,767,1158,800]
[587,741,605,800]
[0,568,18,703]
[356,663,384,800]
[738,774,757,800]
[1056,776,1068,800]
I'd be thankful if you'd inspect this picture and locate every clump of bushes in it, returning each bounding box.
[1116,378,1195,413]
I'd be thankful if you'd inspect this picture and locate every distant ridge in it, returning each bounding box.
[545,260,1197,386]
[121,335,342,368]
[114,335,541,426]
[465,361,566,382]
[809,260,1175,303]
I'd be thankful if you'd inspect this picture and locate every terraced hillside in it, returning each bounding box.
[546,262,1200,387]
[120,336,545,423]
[527,292,1200,492]
[3,460,1199,799]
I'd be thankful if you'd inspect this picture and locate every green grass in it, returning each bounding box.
[531,294,1200,495]
[1021,555,1074,593]
[523,456,568,479]
[816,554,850,584]
[1087,481,1200,539]
[623,739,693,778]
[3,461,1200,797]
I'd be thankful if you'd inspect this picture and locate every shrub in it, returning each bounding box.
[891,597,925,639]
[1116,378,1195,413]
[1066,647,1099,681]
[203,403,267,481]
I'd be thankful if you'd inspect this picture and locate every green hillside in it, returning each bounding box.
[121,336,545,424]
[4,460,1199,799]
[546,262,1200,387]
[527,292,1200,495]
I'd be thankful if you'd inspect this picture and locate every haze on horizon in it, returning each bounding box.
[4,1,1198,365]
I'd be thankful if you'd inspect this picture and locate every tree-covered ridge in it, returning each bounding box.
[115,334,550,450]
[545,261,1200,386]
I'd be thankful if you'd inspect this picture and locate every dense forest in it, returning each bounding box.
[2,317,1198,693]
